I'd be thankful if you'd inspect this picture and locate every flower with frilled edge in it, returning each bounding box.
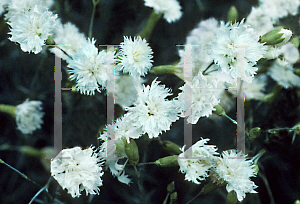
[67,38,115,95]
[144,0,182,23]
[177,72,221,124]
[210,150,258,202]
[207,19,267,83]
[126,78,180,138]
[51,146,104,198]
[178,138,219,184]
[119,36,153,77]
[15,99,44,134]
[7,5,57,54]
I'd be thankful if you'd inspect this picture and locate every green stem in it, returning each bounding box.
[89,0,99,39]
[29,177,53,204]
[139,10,163,40]
[0,159,41,188]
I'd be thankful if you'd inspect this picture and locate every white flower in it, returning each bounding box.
[207,19,267,83]
[51,146,104,198]
[246,7,274,36]
[119,36,153,77]
[178,138,219,184]
[268,58,300,89]
[114,75,145,108]
[259,0,300,22]
[5,0,54,22]
[8,5,57,54]
[177,72,221,124]
[126,78,180,138]
[15,99,44,134]
[278,42,300,64]
[67,38,114,95]
[175,18,225,81]
[211,150,257,202]
[144,0,182,23]
[50,20,88,62]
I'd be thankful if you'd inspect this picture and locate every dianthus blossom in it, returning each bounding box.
[51,146,104,198]
[178,138,219,184]
[15,98,44,134]
[67,38,115,95]
[50,20,87,62]
[7,5,57,54]
[268,58,300,89]
[126,78,180,138]
[119,36,153,77]
[246,7,274,36]
[207,19,267,83]
[144,0,182,23]
[210,150,258,202]
[177,72,221,124]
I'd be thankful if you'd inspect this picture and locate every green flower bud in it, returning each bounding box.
[227,6,238,23]
[227,190,238,204]
[125,139,139,166]
[167,181,175,193]
[162,141,182,155]
[155,155,178,167]
[170,192,177,202]
[293,124,300,135]
[19,146,41,157]
[213,104,226,116]
[294,200,300,204]
[149,65,175,75]
[249,127,261,139]
[259,28,292,45]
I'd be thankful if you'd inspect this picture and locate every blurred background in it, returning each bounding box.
[1,0,300,203]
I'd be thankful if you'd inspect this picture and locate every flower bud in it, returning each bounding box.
[213,104,225,116]
[167,181,175,193]
[162,141,182,155]
[227,6,238,23]
[290,36,299,48]
[259,28,292,45]
[227,190,238,204]
[45,36,56,46]
[149,65,175,75]
[125,138,139,166]
[155,155,178,167]
[170,192,177,202]
[249,127,261,139]
[294,200,300,204]
[293,124,300,135]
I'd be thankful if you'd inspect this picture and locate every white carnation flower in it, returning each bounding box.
[278,42,300,64]
[126,78,180,138]
[177,72,221,124]
[51,146,104,198]
[50,20,88,62]
[67,38,115,95]
[246,7,274,36]
[211,150,258,202]
[7,5,57,54]
[207,19,267,83]
[15,99,44,134]
[178,138,219,184]
[5,0,54,22]
[119,36,153,77]
[144,0,182,23]
[259,0,300,22]
[268,58,300,89]
[114,75,145,108]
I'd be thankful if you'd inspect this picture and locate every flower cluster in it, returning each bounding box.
[51,146,104,198]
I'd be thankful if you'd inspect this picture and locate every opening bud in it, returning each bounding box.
[227,6,238,23]
[170,192,177,202]
[259,28,292,45]
[227,190,238,204]
[167,181,175,193]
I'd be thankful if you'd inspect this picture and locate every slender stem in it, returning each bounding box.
[267,127,292,133]
[0,159,42,188]
[139,10,163,40]
[137,162,156,166]
[186,190,202,204]
[29,177,53,204]
[162,193,170,204]
[134,165,146,203]
[88,1,98,39]
[117,158,129,177]
[202,62,214,75]
[55,45,73,60]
